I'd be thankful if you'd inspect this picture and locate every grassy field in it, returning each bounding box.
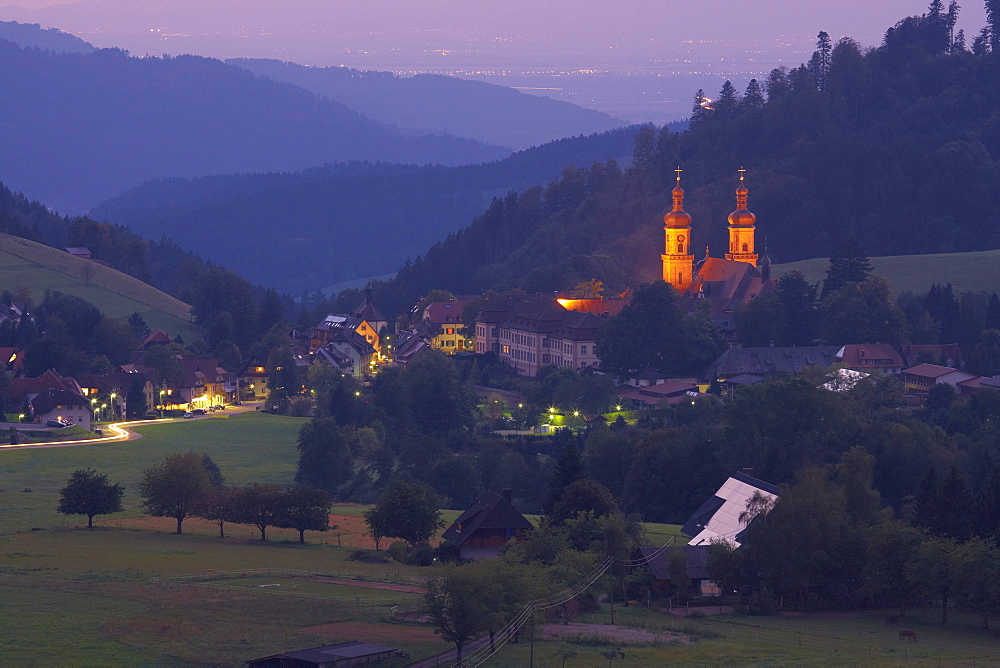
[773,248,1000,296]
[0,233,202,340]
[2,412,1000,664]
[0,412,307,534]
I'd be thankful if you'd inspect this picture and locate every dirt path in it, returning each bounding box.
[313,576,423,594]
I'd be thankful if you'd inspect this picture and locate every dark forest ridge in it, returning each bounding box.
[91,128,641,295]
[226,58,626,151]
[0,37,508,213]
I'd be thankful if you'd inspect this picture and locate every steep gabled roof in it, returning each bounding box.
[353,298,387,325]
[682,471,779,547]
[423,299,473,325]
[8,369,82,401]
[329,328,377,357]
[30,388,90,413]
[141,329,173,348]
[441,491,532,546]
[836,343,905,368]
[700,346,840,382]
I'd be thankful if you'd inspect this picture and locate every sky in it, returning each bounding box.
[0,1,989,122]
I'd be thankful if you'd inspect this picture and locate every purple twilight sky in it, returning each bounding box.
[0,0,988,121]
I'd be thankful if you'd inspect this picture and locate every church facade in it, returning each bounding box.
[662,168,775,339]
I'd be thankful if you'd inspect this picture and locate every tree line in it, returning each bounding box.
[57,452,333,542]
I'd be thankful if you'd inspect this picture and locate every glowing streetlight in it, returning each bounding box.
[573,410,580,417]
[616,405,622,411]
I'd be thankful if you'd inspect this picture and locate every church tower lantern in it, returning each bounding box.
[661,167,694,290]
[725,167,758,266]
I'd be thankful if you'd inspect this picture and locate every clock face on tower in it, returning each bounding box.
[677,235,686,242]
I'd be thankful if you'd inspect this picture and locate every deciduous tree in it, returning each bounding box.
[57,468,124,528]
[364,480,444,547]
[276,485,333,543]
[139,452,212,534]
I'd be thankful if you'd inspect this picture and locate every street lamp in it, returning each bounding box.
[159,389,166,418]
[110,392,117,420]
[616,405,622,412]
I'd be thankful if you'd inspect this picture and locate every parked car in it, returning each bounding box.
[46,419,70,428]
[191,408,207,415]
[182,412,194,419]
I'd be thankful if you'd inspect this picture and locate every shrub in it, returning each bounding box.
[387,541,409,563]
[349,549,390,564]
[286,396,313,417]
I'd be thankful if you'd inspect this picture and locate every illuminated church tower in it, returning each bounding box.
[725,167,758,266]
[661,167,694,290]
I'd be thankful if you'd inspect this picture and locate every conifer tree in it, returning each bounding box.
[545,437,584,514]
[690,89,710,127]
[988,0,999,52]
[809,31,832,90]
[742,79,765,111]
[821,239,873,298]
[715,80,740,115]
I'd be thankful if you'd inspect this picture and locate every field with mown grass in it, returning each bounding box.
[2,412,1000,664]
[773,248,1000,296]
[0,233,202,340]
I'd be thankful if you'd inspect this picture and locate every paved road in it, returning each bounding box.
[0,402,264,450]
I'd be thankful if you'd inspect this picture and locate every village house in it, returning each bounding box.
[418,298,475,354]
[308,314,382,359]
[441,489,533,560]
[835,343,906,375]
[30,388,91,429]
[903,363,980,401]
[314,328,377,379]
[698,346,841,383]
[8,369,84,409]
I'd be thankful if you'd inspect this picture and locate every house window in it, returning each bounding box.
[742,243,749,252]
[446,328,455,335]
[502,345,510,355]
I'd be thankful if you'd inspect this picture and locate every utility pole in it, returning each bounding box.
[529,604,535,667]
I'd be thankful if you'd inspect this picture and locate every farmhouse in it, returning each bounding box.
[633,544,719,598]
[682,471,779,547]
[441,489,533,560]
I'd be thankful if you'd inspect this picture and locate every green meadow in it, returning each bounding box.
[0,234,202,340]
[3,412,999,665]
[773,248,1000,296]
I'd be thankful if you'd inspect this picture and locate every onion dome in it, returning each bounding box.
[664,168,693,228]
[728,167,756,227]
[760,244,772,279]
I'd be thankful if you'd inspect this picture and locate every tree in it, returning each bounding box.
[989,0,1000,52]
[295,417,353,493]
[139,452,212,534]
[569,279,604,299]
[819,277,908,346]
[715,80,739,116]
[742,78,765,111]
[821,239,872,298]
[861,521,923,615]
[57,469,124,528]
[230,482,283,541]
[953,537,1000,629]
[690,89,710,127]
[127,312,151,342]
[545,437,585,514]
[666,548,692,601]
[423,563,499,664]
[194,486,237,538]
[733,292,786,346]
[596,280,687,377]
[364,480,444,547]
[551,479,619,524]
[276,485,333,543]
[778,271,817,345]
[809,31,832,90]
[906,536,957,623]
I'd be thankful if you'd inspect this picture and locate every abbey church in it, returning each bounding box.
[662,168,775,338]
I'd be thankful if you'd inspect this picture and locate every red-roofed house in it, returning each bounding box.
[836,344,906,375]
[441,489,533,560]
[8,370,83,408]
[30,388,91,429]
[903,363,979,400]
[421,299,475,354]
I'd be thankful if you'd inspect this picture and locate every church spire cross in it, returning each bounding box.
[675,166,683,184]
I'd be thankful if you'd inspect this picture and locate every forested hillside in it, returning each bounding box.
[368,11,1000,316]
[0,39,507,212]
[227,58,625,151]
[0,20,94,53]
[92,128,640,294]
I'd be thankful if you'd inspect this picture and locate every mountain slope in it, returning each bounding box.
[227,58,625,151]
[0,20,94,53]
[0,39,508,213]
[0,234,201,340]
[364,21,1000,316]
[91,127,640,294]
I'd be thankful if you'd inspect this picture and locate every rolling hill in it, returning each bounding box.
[91,127,640,294]
[773,250,1000,297]
[226,58,626,151]
[0,234,202,341]
[0,38,507,213]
